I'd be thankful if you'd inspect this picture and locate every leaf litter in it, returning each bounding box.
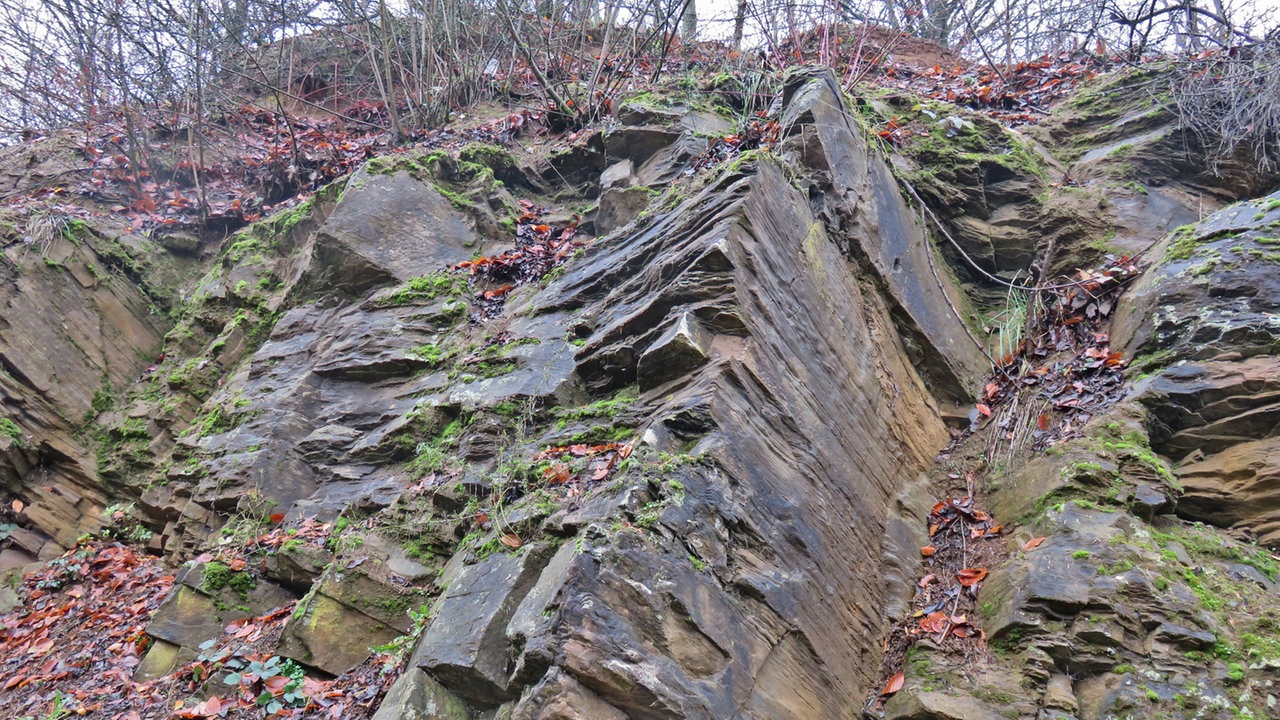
[867,254,1143,713]
[0,531,401,720]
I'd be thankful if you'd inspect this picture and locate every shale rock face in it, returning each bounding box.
[0,218,187,562]
[1115,191,1280,545]
[5,58,1280,720]
[114,67,981,716]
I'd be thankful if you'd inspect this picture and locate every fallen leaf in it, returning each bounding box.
[957,567,988,587]
[269,513,285,524]
[920,545,937,557]
[11,499,23,513]
[1036,414,1049,430]
[920,611,948,633]
[976,403,992,417]
[918,574,935,588]
[500,533,522,549]
[1022,536,1046,551]
[882,671,905,696]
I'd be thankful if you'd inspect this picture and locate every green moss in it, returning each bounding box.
[1151,524,1278,581]
[382,272,467,306]
[406,413,470,475]
[1165,224,1202,261]
[118,418,150,440]
[972,686,1016,704]
[202,561,256,598]
[458,143,514,171]
[567,425,636,445]
[1112,663,1136,674]
[409,343,452,368]
[1181,568,1225,612]
[1072,550,1093,560]
[365,150,449,181]
[1241,631,1280,660]
[0,417,22,445]
[492,401,522,417]
[1098,559,1135,575]
[552,387,638,421]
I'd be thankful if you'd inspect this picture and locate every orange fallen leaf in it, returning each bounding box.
[542,463,572,484]
[920,545,937,557]
[1036,413,1049,430]
[976,403,992,417]
[1022,536,1046,551]
[957,567,988,587]
[882,670,905,696]
[918,574,935,588]
[500,533,522,549]
[920,611,948,634]
[11,499,23,513]
[269,513,285,524]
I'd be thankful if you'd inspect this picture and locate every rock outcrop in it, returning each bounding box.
[3,57,1280,720]
[134,67,982,716]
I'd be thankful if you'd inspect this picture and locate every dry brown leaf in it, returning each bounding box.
[882,671,905,696]
[1022,536,1046,551]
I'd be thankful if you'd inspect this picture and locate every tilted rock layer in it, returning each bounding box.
[2,62,1280,720]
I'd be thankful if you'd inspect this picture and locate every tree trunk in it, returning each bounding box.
[732,0,749,49]
[681,0,697,41]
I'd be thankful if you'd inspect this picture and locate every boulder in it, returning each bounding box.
[370,668,470,720]
[300,169,481,299]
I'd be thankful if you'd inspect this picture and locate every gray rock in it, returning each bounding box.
[595,186,653,235]
[603,126,681,166]
[884,689,1006,720]
[600,159,635,190]
[370,668,470,720]
[636,312,712,390]
[300,169,480,300]
[413,544,557,704]
[146,562,298,650]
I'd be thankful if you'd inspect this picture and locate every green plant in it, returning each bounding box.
[1072,550,1093,560]
[371,604,432,671]
[35,546,94,591]
[0,417,22,445]
[222,655,308,713]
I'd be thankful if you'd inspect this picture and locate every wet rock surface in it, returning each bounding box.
[3,62,1280,720]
